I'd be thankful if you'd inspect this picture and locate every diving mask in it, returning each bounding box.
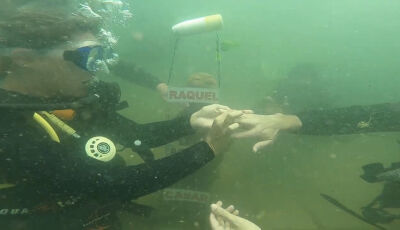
[63,45,118,73]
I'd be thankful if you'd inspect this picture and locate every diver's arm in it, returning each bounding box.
[297,102,400,135]
[102,112,195,149]
[0,141,215,204]
[102,103,235,149]
[48,141,214,201]
[109,60,162,90]
[112,141,214,200]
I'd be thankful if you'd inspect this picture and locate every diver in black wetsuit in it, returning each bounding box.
[0,6,252,230]
[0,83,237,229]
[0,3,306,229]
[295,102,400,135]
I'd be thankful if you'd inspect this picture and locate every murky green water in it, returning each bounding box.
[115,0,400,229]
[113,0,400,229]
[3,0,400,229]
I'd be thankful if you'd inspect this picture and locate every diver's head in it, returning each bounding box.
[62,34,117,74]
[0,5,102,50]
[187,72,217,88]
[0,5,115,99]
[0,27,97,99]
[0,49,93,99]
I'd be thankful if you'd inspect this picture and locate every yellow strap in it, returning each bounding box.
[33,112,60,143]
[40,111,79,138]
[0,184,15,190]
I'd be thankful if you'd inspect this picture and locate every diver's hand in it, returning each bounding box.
[156,83,168,100]
[205,110,243,155]
[232,113,302,153]
[210,201,261,230]
[190,104,232,133]
[190,104,253,133]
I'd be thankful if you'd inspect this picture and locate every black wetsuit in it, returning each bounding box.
[297,102,400,135]
[109,60,162,90]
[0,82,214,229]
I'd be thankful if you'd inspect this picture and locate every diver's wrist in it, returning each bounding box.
[205,139,217,156]
[156,83,168,99]
[274,113,302,130]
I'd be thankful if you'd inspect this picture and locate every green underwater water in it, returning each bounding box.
[113,0,400,229]
[3,0,400,229]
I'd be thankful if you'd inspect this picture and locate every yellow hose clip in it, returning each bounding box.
[0,184,15,190]
[40,111,80,139]
[33,112,60,143]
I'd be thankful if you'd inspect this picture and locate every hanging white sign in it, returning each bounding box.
[167,87,219,103]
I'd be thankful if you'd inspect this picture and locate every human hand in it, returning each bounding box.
[190,104,253,133]
[232,113,302,153]
[156,83,169,100]
[210,201,261,230]
[190,104,232,133]
[205,110,244,155]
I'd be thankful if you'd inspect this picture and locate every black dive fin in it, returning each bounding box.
[320,193,386,230]
[361,163,385,183]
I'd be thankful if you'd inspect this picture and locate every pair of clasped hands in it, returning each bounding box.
[190,104,302,155]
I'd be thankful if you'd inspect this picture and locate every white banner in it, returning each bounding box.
[167,87,219,103]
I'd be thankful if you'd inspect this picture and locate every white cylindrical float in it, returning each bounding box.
[172,14,223,36]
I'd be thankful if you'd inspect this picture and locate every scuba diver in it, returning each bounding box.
[0,5,266,230]
[0,2,304,229]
